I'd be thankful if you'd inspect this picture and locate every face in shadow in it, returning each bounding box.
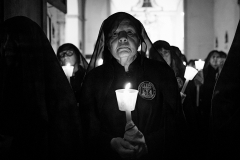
[210,52,220,69]
[2,34,19,67]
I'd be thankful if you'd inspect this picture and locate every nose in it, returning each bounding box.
[118,31,128,43]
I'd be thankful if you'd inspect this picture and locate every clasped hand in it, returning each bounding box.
[111,137,147,159]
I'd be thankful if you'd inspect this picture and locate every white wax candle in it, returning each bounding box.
[62,63,74,77]
[184,66,198,80]
[115,83,138,123]
[195,59,205,71]
[181,66,198,94]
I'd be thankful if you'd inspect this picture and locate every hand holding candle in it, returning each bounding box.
[195,59,205,106]
[124,120,148,157]
[115,83,138,123]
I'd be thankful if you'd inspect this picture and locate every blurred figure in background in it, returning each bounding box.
[200,50,220,127]
[57,43,88,104]
[150,40,171,65]
[210,20,240,159]
[0,16,83,159]
[216,50,227,78]
[150,40,185,90]
[170,45,186,89]
[196,50,220,157]
[181,59,205,159]
[171,45,187,66]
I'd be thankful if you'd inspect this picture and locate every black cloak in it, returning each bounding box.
[0,16,83,159]
[210,20,240,159]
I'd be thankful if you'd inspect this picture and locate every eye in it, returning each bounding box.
[112,32,118,37]
[127,31,134,36]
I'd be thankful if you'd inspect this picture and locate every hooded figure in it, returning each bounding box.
[79,12,187,160]
[0,16,83,159]
[57,43,88,104]
[149,40,186,89]
[210,21,240,159]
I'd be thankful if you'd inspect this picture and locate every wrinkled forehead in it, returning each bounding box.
[116,19,136,30]
[109,19,137,35]
[105,14,140,33]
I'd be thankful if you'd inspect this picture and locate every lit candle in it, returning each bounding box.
[97,58,103,66]
[115,83,138,123]
[195,59,205,71]
[181,66,198,94]
[195,59,205,107]
[62,63,74,82]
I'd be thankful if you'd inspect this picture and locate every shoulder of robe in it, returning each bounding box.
[144,58,175,76]
[84,63,113,82]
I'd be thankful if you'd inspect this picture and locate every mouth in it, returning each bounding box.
[117,46,131,52]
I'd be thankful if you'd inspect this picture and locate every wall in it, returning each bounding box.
[3,0,67,36]
[47,3,65,53]
[4,0,44,28]
[184,0,214,60]
[65,0,81,51]
[213,0,239,53]
[85,0,110,60]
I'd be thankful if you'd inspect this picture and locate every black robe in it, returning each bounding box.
[0,16,83,160]
[210,20,240,159]
[79,54,187,160]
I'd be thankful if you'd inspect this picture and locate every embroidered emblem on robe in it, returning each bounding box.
[138,81,156,100]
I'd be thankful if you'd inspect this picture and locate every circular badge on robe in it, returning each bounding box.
[138,81,156,100]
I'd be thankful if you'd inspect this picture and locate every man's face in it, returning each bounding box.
[210,52,220,69]
[59,49,77,66]
[217,57,226,68]
[108,19,140,61]
[2,34,19,67]
[158,48,171,66]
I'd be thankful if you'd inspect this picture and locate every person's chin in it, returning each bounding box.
[118,52,131,58]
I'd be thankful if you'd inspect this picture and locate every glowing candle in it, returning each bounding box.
[181,66,198,94]
[62,63,74,82]
[195,59,205,71]
[195,59,205,107]
[115,83,138,123]
[97,58,103,66]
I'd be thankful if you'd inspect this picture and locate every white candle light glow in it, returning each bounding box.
[115,83,138,122]
[181,66,198,94]
[97,58,103,66]
[62,63,74,82]
[195,59,205,71]
[195,59,205,107]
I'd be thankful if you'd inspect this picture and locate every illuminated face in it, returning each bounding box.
[59,49,77,66]
[108,19,140,61]
[158,48,171,66]
[210,52,220,69]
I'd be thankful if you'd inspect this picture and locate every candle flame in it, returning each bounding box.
[65,63,71,66]
[125,83,131,89]
[97,58,103,66]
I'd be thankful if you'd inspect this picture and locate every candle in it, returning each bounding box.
[195,59,205,71]
[196,85,200,107]
[195,59,205,106]
[181,66,198,94]
[115,83,138,123]
[97,58,103,66]
[62,63,74,82]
